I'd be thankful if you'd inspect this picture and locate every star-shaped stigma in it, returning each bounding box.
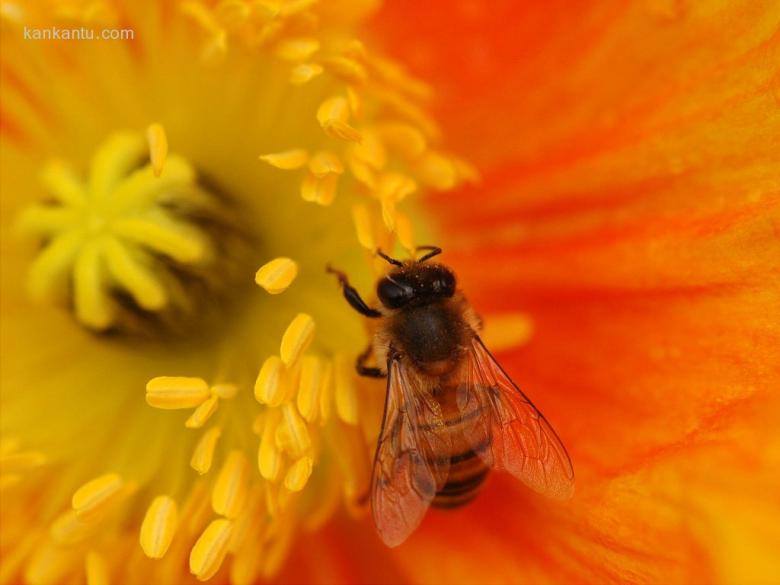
[19,131,213,330]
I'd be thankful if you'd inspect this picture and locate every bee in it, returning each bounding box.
[327,246,574,547]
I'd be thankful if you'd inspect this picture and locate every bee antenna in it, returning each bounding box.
[416,245,442,262]
[376,249,403,267]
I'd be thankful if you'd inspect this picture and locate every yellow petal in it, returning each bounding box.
[140,495,179,559]
[146,377,211,409]
[280,313,316,367]
[255,257,298,294]
[189,519,233,582]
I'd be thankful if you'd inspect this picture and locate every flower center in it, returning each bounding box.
[19,128,254,335]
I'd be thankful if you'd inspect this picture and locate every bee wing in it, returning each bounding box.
[456,335,575,500]
[371,356,452,547]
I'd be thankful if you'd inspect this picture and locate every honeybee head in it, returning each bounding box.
[377,264,456,309]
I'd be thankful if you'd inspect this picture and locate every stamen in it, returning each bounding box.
[258,411,283,481]
[212,450,250,519]
[146,377,211,410]
[0,450,46,474]
[351,204,377,250]
[189,519,233,582]
[415,151,459,191]
[281,403,311,456]
[296,355,328,422]
[255,257,298,295]
[333,354,358,424]
[284,456,313,492]
[146,123,168,177]
[275,37,320,61]
[191,427,222,475]
[210,383,238,399]
[85,551,109,585]
[482,312,535,352]
[50,509,94,545]
[140,495,179,559]
[317,96,362,142]
[301,172,339,206]
[72,473,124,520]
[258,149,309,170]
[185,395,220,429]
[289,63,323,85]
[395,212,416,255]
[376,122,427,159]
[279,313,315,368]
[255,356,288,407]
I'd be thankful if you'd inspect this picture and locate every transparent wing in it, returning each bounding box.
[371,356,451,547]
[456,335,574,500]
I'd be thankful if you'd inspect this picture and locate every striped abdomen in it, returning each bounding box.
[431,382,490,508]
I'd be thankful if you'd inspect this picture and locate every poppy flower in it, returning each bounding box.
[1,2,779,585]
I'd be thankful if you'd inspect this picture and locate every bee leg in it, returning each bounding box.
[326,265,382,318]
[356,345,385,378]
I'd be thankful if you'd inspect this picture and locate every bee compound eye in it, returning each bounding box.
[377,278,413,309]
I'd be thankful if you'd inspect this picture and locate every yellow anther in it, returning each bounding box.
[280,313,315,367]
[275,37,320,61]
[0,450,46,474]
[85,551,109,585]
[214,0,251,28]
[381,198,397,231]
[258,411,283,481]
[189,518,233,582]
[258,149,309,170]
[301,173,339,206]
[297,355,328,422]
[50,509,93,545]
[147,123,168,177]
[395,211,416,255]
[415,151,459,191]
[191,427,222,475]
[72,472,124,520]
[317,96,362,142]
[185,395,219,429]
[255,257,298,294]
[255,356,287,406]
[453,157,481,184]
[24,540,78,585]
[284,456,313,492]
[350,130,386,170]
[334,354,358,424]
[282,403,311,456]
[346,85,362,116]
[289,63,324,85]
[278,0,316,16]
[482,312,534,352]
[319,361,334,423]
[320,56,367,83]
[351,203,376,249]
[211,383,238,399]
[228,484,265,554]
[212,450,250,519]
[376,122,427,159]
[377,172,417,203]
[274,421,294,453]
[309,151,344,177]
[146,376,211,409]
[140,495,179,559]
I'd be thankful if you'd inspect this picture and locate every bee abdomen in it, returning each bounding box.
[432,444,490,509]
